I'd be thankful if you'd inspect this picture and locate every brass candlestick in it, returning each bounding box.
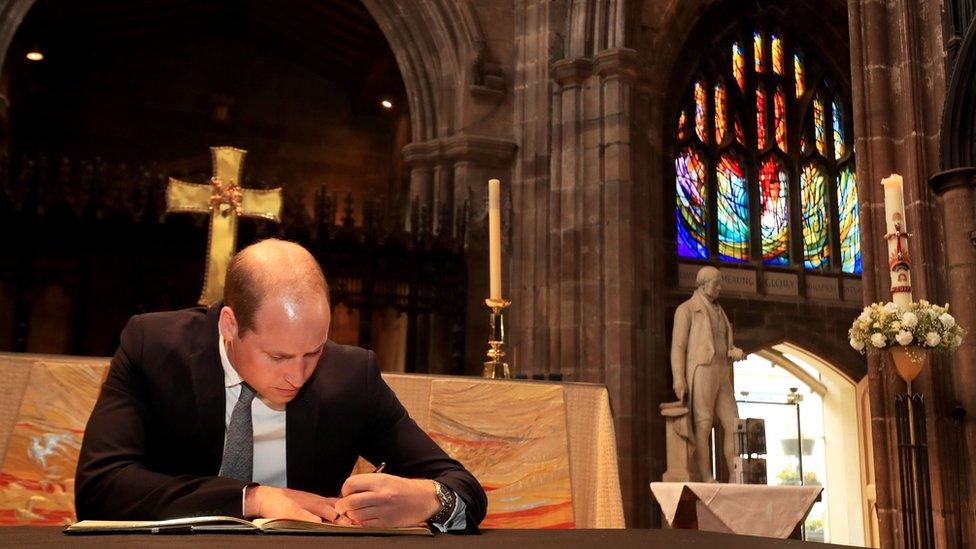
[483,298,512,379]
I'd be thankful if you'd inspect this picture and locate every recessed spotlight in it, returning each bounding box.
[26,51,43,62]
[380,99,393,110]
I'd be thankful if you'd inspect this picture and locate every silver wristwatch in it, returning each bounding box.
[427,480,457,524]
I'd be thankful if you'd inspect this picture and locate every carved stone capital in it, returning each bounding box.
[593,48,640,80]
[551,57,592,87]
[402,135,517,168]
[929,167,976,195]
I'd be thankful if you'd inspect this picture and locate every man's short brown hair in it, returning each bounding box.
[223,238,329,335]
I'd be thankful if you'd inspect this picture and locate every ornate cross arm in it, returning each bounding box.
[165,146,283,305]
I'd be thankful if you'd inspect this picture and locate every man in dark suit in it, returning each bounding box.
[75,239,485,532]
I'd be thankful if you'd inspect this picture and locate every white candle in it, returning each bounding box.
[881,174,912,307]
[488,178,502,301]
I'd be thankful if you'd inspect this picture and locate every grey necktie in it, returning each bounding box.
[219,383,256,482]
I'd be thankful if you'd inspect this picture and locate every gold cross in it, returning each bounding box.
[166,146,283,305]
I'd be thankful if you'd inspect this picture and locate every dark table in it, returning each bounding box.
[1,527,855,547]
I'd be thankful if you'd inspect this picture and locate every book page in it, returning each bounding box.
[66,516,255,531]
[253,518,431,536]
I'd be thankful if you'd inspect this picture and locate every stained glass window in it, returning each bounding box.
[695,80,708,143]
[794,51,805,98]
[676,147,709,259]
[733,41,746,91]
[814,93,826,156]
[801,163,829,269]
[838,166,862,274]
[772,34,784,75]
[760,157,790,265]
[717,153,750,261]
[673,27,859,281]
[715,80,728,144]
[832,99,845,160]
[774,86,787,152]
[754,32,765,73]
[756,87,767,149]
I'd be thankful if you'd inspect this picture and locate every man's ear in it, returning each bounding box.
[219,306,239,340]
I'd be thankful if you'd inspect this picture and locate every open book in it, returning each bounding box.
[64,516,432,536]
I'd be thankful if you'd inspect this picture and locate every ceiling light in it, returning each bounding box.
[26,51,43,61]
[380,99,393,110]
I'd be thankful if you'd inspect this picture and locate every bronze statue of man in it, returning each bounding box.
[670,266,744,483]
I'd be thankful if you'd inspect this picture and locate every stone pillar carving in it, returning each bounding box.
[929,167,976,544]
[546,47,650,525]
[849,0,957,545]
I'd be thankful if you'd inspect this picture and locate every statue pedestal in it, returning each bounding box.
[660,401,698,482]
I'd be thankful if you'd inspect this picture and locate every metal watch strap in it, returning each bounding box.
[427,480,456,524]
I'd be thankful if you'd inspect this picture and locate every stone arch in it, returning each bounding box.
[0,0,500,146]
[360,0,488,143]
[736,330,866,384]
[940,17,976,169]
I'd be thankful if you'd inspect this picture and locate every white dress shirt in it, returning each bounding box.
[218,329,466,530]
[219,330,288,487]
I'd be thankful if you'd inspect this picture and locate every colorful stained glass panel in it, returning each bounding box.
[676,148,709,259]
[716,154,750,262]
[715,80,728,144]
[754,32,764,72]
[774,86,787,152]
[801,163,830,269]
[677,109,687,141]
[756,87,767,149]
[759,157,790,265]
[694,80,707,143]
[735,115,744,145]
[733,41,746,91]
[772,34,784,74]
[794,51,805,98]
[838,166,862,274]
[814,94,826,156]
[832,99,845,160]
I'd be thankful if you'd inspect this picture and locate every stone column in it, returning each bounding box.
[849,0,956,545]
[402,142,435,232]
[929,167,976,542]
[546,48,651,526]
[550,58,589,381]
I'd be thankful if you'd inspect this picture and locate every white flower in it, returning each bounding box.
[892,321,902,331]
[895,331,914,346]
[924,332,941,347]
[870,333,887,348]
[919,299,930,307]
[850,338,865,352]
[940,313,956,329]
[884,302,899,314]
[902,312,918,328]
[953,335,964,347]
[928,308,939,318]
[858,311,872,323]
[872,322,881,329]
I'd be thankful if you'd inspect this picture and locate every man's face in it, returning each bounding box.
[220,295,330,407]
[702,277,722,300]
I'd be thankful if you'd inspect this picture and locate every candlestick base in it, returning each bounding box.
[483,299,512,379]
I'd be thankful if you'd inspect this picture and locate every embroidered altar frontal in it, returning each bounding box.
[0,353,624,529]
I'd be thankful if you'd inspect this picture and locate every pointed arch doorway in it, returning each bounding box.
[734,342,878,546]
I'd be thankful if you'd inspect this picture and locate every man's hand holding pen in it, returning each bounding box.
[333,462,443,528]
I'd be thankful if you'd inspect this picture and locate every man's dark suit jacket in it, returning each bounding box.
[75,303,486,531]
